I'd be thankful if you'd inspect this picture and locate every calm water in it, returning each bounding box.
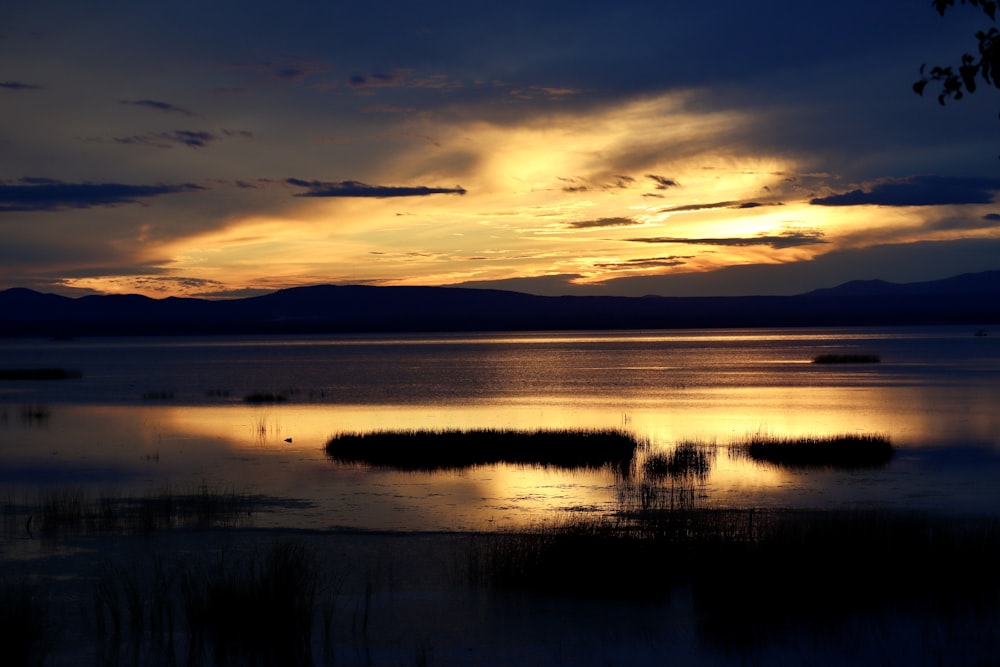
[1,326,998,530]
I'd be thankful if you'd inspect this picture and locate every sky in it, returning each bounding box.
[2,0,1000,299]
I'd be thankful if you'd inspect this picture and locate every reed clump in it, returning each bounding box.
[325,428,641,471]
[812,353,881,364]
[730,432,893,468]
[643,441,715,480]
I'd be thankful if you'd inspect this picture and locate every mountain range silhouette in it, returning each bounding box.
[1,271,998,337]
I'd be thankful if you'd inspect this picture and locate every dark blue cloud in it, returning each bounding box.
[287,178,466,198]
[348,72,402,88]
[103,129,252,149]
[119,99,194,115]
[811,176,1000,207]
[0,178,204,212]
[111,130,218,148]
[0,81,42,90]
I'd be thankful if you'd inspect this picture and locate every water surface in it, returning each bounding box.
[2,326,998,530]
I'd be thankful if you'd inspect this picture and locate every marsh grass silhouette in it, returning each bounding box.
[470,508,1000,646]
[89,541,322,666]
[325,428,642,471]
[4,484,256,538]
[730,433,894,468]
[643,441,715,480]
[181,541,319,666]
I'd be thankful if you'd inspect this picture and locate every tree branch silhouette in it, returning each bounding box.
[914,0,1000,106]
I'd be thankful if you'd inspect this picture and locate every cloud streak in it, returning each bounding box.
[567,216,640,229]
[626,230,827,249]
[0,178,204,212]
[287,178,467,198]
[811,176,1000,207]
[594,256,690,270]
[647,174,679,190]
[119,99,194,115]
[661,200,771,213]
[0,81,43,90]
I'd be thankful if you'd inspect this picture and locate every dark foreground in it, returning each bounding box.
[2,507,999,666]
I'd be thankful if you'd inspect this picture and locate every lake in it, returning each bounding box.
[2,326,998,531]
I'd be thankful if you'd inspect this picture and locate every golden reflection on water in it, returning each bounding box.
[5,371,998,530]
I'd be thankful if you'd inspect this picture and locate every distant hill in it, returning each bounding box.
[1,271,998,337]
[802,271,1000,296]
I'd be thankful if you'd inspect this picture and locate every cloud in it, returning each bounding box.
[646,174,679,189]
[101,129,252,149]
[626,230,827,249]
[119,99,194,115]
[567,216,640,229]
[349,72,403,88]
[0,81,43,90]
[924,212,1000,231]
[811,176,1000,207]
[221,128,254,139]
[602,175,635,190]
[594,256,690,270]
[455,239,1000,298]
[661,200,770,213]
[287,178,467,198]
[0,178,204,212]
[111,130,219,148]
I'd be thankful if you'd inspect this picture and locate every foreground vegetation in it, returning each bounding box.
[469,508,1000,647]
[6,507,997,664]
[325,428,642,471]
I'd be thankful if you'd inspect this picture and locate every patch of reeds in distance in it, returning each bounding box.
[0,367,83,380]
[729,432,893,469]
[325,428,642,471]
[140,390,175,400]
[0,404,51,426]
[4,484,257,538]
[812,353,881,364]
[243,392,287,404]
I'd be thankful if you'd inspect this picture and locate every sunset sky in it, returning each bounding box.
[2,0,999,298]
